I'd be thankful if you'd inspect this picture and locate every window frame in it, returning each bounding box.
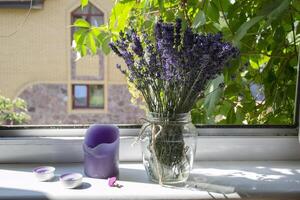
[70,2,104,21]
[0,1,299,164]
[0,70,298,162]
[0,0,44,9]
[72,84,88,109]
[70,2,104,42]
[72,84,105,109]
[0,129,299,163]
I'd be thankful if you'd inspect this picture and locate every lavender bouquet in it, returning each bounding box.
[110,19,238,184]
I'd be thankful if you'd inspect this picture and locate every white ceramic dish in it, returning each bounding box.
[60,173,83,189]
[33,166,55,182]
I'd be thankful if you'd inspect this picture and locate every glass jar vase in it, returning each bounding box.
[140,112,197,185]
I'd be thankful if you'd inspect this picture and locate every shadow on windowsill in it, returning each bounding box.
[0,187,50,200]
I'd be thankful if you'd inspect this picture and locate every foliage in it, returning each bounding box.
[74,0,300,125]
[0,95,30,125]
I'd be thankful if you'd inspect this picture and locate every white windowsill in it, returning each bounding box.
[1,161,300,200]
[0,135,300,163]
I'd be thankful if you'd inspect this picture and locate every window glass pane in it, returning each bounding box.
[72,5,90,15]
[71,4,104,45]
[0,1,298,126]
[90,5,102,15]
[90,16,104,27]
[74,85,88,107]
[89,85,104,108]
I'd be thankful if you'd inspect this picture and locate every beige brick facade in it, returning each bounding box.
[0,0,144,124]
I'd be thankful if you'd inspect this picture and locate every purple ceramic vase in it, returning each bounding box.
[83,124,119,179]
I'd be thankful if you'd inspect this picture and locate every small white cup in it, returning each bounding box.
[33,166,55,182]
[60,173,83,189]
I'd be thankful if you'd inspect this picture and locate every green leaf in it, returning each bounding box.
[203,75,224,115]
[91,28,101,37]
[217,0,231,12]
[192,10,206,29]
[233,16,264,45]
[73,19,90,28]
[81,0,88,8]
[158,0,165,12]
[266,0,290,24]
[292,0,300,10]
[226,108,236,124]
[235,107,245,124]
[73,29,88,46]
[86,32,97,54]
[96,31,111,55]
[224,84,240,97]
[207,2,219,22]
[13,98,27,110]
[191,108,206,124]
[80,45,87,57]
[109,1,135,32]
[274,26,285,41]
[101,35,111,54]
[142,20,154,31]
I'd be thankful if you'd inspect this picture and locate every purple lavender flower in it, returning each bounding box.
[116,64,127,75]
[131,31,143,57]
[109,43,122,57]
[109,19,239,114]
[155,20,163,41]
[175,18,182,48]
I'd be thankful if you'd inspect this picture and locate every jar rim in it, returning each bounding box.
[146,112,191,123]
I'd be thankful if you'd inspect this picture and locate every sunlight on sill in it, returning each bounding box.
[1,162,300,199]
[192,168,286,181]
[270,168,295,175]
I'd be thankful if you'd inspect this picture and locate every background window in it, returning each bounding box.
[89,85,104,108]
[71,3,104,42]
[72,84,104,109]
[73,85,88,108]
